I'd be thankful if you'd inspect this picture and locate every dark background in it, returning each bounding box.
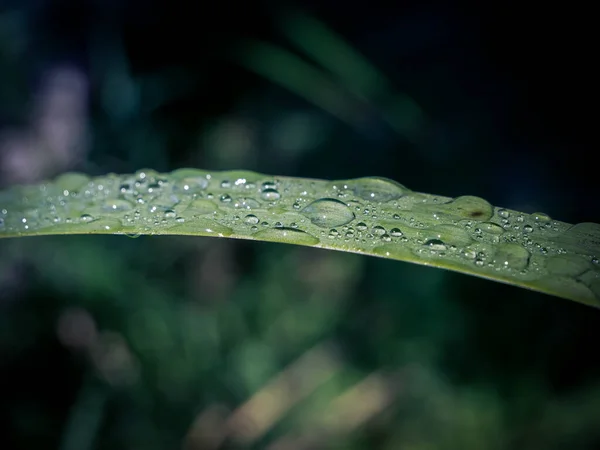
[1,1,599,449]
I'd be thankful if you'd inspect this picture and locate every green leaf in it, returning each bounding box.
[1,169,599,308]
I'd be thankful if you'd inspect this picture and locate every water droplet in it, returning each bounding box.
[494,243,530,270]
[425,239,447,251]
[252,227,319,245]
[356,222,367,232]
[164,209,176,218]
[234,198,261,209]
[419,224,473,247]
[523,225,533,233]
[103,199,134,212]
[173,173,209,192]
[340,177,409,202]
[390,228,403,237]
[220,180,231,188]
[244,214,259,225]
[479,222,505,235]
[329,229,339,238]
[220,194,232,203]
[372,225,386,236]
[72,218,123,233]
[300,198,355,228]
[381,233,392,242]
[498,209,510,219]
[373,243,411,259]
[260,188,281,201]
[444,196,494,221]
[533,212,551,222]
[187,199,218,215]
[80,214,94,222]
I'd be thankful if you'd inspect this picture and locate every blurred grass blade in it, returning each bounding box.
[233,40,362,126]
[276,10,425,138]
[1,169,599,309]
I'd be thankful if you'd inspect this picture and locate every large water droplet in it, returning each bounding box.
[234,198,261,209]
[498,209,510,219]
[261,189,281,201]
[244,214,259,225]
[373,243,412,259]
[186,199,218,215]
[494,243,530,270]
[533,212,551,222]
[419,224,473,247]
[425,239,447,251]
[444,196,493,221]
[172,169,209,192]
[301,198,355,228]
[165,218,233,236]
[338,177,409,202]
[252,227,319,245]
[479,222,505,235]
[103,199,134,213]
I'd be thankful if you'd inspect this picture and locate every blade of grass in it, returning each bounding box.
[0,168,599,308]
[232,40,364,126]
[275,9,425,139]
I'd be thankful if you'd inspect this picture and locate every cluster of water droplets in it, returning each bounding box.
[1,169,598,305]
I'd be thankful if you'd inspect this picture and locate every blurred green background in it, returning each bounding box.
[1,1,599,449]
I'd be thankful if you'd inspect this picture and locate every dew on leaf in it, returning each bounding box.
[300,198,355,228]
[244,214,259,225]
[80,214,94,222]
